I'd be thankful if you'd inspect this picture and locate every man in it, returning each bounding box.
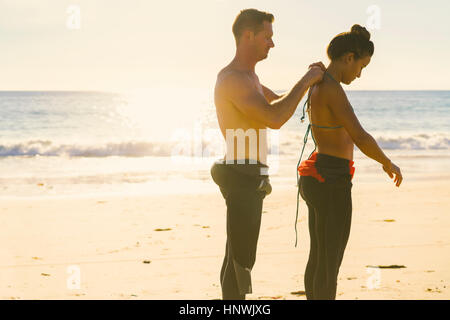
[211,8,325,300]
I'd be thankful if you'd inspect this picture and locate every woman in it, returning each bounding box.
[298,24,403,300]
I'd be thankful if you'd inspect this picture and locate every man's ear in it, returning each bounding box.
[242,29,254,42]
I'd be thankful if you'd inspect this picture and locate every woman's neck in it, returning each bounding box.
[326,62,344,83]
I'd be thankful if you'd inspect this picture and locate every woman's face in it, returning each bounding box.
[341,53,371,84]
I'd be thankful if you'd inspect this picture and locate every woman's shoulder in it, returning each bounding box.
[311,75,346,103]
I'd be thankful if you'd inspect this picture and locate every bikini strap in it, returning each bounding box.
[311,123,343,129]
[300,87,312,124]
[324,71,337,83]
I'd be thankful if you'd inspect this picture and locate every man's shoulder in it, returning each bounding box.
[217,67,246,81]
[216,68,251,92]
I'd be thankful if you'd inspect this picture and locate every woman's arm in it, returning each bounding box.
[325,85,389,165]
[325,85,403,186]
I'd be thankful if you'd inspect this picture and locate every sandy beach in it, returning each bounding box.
[1,175,449,300]
[1,0,450,303]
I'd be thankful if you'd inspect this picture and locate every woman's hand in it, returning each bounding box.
[382,160,403,187]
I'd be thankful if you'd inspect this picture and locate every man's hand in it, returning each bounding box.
[308,61,326,72]
[305,66,324,87]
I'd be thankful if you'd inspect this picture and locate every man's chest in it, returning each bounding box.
[247,73,264,95]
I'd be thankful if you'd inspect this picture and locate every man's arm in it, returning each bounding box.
[262,85,283,102]
[220,67,323,129]
[260,62,326,103]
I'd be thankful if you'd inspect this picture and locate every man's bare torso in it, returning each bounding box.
[214,66,268,164]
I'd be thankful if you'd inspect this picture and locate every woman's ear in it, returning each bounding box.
[344,52,355,64]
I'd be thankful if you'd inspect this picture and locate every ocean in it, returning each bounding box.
[1,90,449,198]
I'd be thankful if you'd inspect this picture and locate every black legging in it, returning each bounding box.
[211,159,269,300]
[299,161,353,300]
[220,188,264,299]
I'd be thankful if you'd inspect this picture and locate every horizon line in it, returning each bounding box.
[0,89,449,93]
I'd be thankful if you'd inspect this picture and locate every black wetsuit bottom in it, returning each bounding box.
[299,154,353,300]
[211,159,270,300]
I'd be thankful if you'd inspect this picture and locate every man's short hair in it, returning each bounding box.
[232,9,274,44]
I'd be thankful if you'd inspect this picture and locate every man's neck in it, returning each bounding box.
[231,48,258,72]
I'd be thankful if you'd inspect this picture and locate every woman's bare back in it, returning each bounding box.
[308,74,354,161]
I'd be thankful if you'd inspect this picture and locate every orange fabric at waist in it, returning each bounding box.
[298,152,355,183]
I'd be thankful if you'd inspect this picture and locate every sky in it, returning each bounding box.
[0,0,449,91]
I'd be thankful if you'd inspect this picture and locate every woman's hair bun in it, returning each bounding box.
[350,24,370,41]
[327,24,374,60]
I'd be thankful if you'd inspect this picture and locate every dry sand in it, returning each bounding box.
[1,177,449,300]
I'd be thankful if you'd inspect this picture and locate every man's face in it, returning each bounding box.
[253,21,274,60]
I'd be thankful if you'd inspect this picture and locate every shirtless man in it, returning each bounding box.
[210,8,325,300]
